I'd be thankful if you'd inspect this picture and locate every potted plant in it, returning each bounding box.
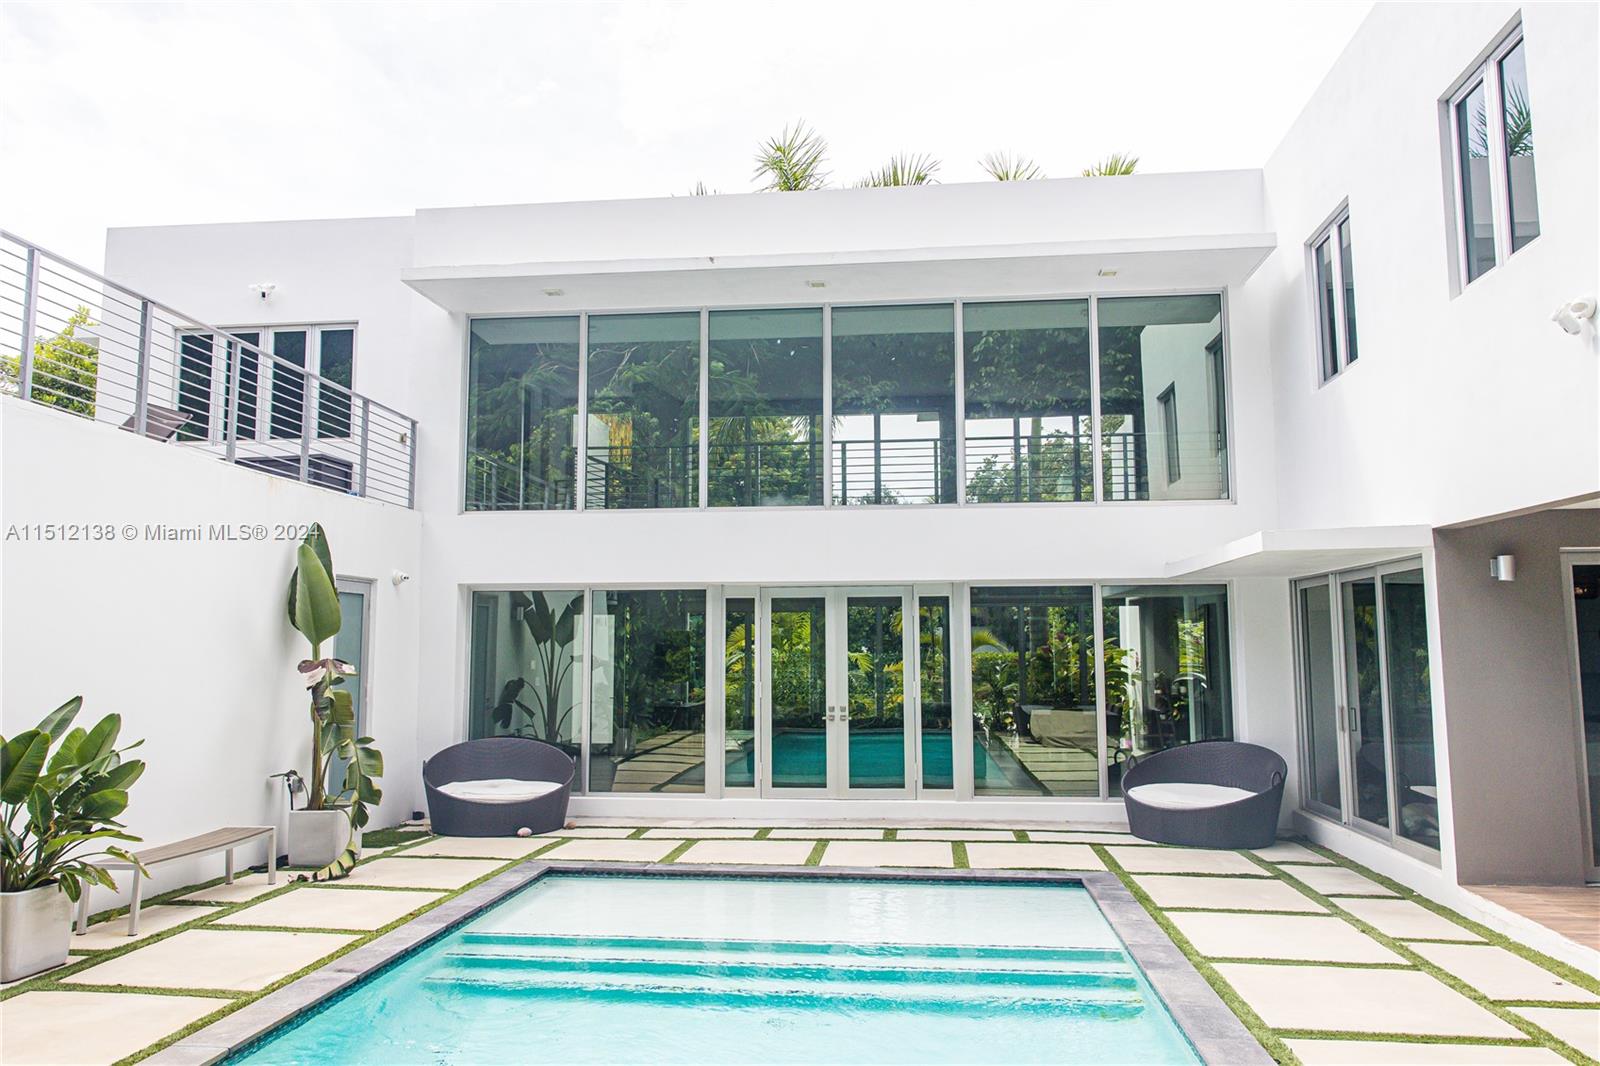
[1,697,146,982]
[283,524,383,879]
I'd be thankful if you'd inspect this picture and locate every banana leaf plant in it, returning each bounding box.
[1,696,146,899]
[286,523,383,881]
[491,591,578,746]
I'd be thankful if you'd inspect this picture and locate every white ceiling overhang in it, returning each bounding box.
[401,234,1277,316]
[1165,526,1436,579]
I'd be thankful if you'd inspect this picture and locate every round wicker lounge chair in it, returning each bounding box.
[422,737,575,837]
[1121,740,1287,849]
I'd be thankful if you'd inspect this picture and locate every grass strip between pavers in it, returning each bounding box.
[1248,851,1596,1066]
[1091,842,1299,1065]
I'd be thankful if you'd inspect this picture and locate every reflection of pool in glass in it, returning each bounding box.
[230,874,1200,1065]
[722,730,1018,789]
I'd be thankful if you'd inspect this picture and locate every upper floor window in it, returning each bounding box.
[1310,208,1358,383]
[462,293,1230,511]
[1450,26,1540,287]
[176,324,355,445]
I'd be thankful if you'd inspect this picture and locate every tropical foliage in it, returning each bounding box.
[857,152,941,188]
[1,306,101,416]
[1,697,145,900]
[1081,152,1139,177]
[754,122,831,191]
[490,591,581,747]
[285,524,383,880]
[980,152,1043,181]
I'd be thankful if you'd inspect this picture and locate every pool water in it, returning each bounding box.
[231,875,1200,1065]
[723,730,1022,790]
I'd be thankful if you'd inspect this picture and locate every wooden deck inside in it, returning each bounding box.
[1469,883,1600,951]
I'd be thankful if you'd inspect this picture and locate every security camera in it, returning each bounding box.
[1552,296,1596,336]
[250,282,277,301]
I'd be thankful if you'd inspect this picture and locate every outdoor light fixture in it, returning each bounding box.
[806,280,827,288]
[1551,296,1596,336]
[543,288,564,297]
[1097,268,1119,278]
[1490,554,1516,582]
[249,282,277,301]
[392,570,411,586]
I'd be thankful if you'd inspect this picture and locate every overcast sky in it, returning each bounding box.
[1,0,1373,270]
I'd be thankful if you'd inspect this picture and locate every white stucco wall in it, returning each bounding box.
[1243,1,1599,530]
[0,400,422,904]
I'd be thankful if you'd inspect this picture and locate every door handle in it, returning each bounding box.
[1336,705,1346,733]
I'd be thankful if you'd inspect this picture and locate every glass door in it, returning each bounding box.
[1565,555,1600,882]
[757,587,917,797]
[1295,578,1345,820]
[763,591,830,793]
[1341,573,1394,836]
[840,589,916,797]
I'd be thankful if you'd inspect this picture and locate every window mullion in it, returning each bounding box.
[1089,296,1103,503]
[1482,59,1513,268]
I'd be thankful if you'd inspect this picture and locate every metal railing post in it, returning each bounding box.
[224,338,242,462]
[357,397,371,497]
[298,371,313,485]
[133,300,153,437]
[406,417,418,508]
[15,247,39,401]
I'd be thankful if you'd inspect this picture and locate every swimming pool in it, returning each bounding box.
[229,874,1200,1065]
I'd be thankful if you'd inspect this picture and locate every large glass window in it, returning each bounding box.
[589,589,706,793]
[1498,41,1539,253]
[317,327,354,440]
[176,333,214,442]
[1097,295,1227,500]
[970,586,1098,797]
[963,300,1092,503]
[586,313,700,509]
[831,304,956,505]
[268,329,308,440]
[1383,569,1439,850]
[1102,584,1232,795]
[465,317,579,511]
[466,590,583,756]
[708,308,823,507]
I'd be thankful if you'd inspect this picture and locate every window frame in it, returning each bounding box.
[1446,23,1536,291]
[175,322,357,445]
[1308,204,1356,384]
[461,289,1234,513]
[1157,383,1180,483]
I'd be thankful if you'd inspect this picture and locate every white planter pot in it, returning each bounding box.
[288,808,360,868]
[0,884,72,983]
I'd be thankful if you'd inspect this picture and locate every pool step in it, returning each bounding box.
[422,963,1149,1017]
[460,932,1125,965]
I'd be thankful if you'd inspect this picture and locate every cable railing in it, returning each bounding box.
[0,229,417,508]
[833,437,956,505]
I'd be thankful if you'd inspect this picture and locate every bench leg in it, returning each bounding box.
[225,847,235,884]
[267,828,278,885]
[75,888,90,935]
[126,869,143,937]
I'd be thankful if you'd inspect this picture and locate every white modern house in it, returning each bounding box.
[3,2,1596,957]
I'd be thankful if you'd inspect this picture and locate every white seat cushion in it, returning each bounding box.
[1126,782,1256,810]
[436,778,563,804]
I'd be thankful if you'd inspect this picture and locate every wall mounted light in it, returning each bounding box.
[1552,296,1596,336]
[249,282,277,301]
[1489,554,1516,582]
[543,288,564,297]
[806,280,827,289]
[391,570,411,587]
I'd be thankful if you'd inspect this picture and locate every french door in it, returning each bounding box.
[723,586,953,799]
[1294,563,1441,859]
[1564,553,1600,882]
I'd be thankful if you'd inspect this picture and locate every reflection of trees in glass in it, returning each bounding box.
[594,590,706,758]
[587,316,700,509]
[465,319,578,510]
[831,307,956,505]
[846,601,904,727]
[970,592,1095,736]
[708,313,823,506]
[769,603,825,728]
[964,303,1092,503]
[489,591,580,748]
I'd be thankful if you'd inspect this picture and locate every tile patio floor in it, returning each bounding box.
[1,822,1596,1065]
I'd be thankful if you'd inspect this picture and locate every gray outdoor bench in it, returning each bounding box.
[75,825,277,936]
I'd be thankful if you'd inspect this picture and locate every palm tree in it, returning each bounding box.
[980,151,1042,181]
[754,122,830,191]
[858,152,941,187]
[1081,152,1139,177]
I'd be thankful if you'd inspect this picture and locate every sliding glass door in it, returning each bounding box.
[1295,564,1440,858]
